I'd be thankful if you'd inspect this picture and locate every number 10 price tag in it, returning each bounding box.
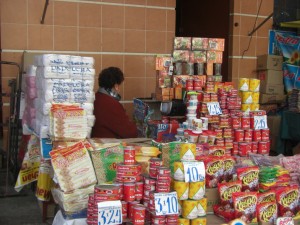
[98,201,122,225]
[207,102,222,115]
[254,115,268,130]
[183,161,205,183]
[154,192,178,216]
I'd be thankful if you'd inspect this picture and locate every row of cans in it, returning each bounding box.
[116,163,142,183]
[179,199,207,219]
[173,180,206,200]
[233,141,270,156]
[178,216,207,225]
[234,128,269,142]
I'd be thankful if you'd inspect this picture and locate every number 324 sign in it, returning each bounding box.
[98,201,122,225]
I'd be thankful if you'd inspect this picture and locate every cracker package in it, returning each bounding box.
[193,51,207,63]
[192,38,209,50]
[174,37,192,50]
[223,156,236,182]
[202,156,224,188]
[257,190,276,204]
[257,201,278,223]
[237,166,259,192]
[232,192,258,223]
[173,50,190,62]
[218,181,242,209]
[276,186,300,217]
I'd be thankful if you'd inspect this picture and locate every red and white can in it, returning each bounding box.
[258,141,269,154]
[234,129,244,142]
[152,214,166,225]
[244,129,253,142]
[135,182,144,201]
[261,128,270,141]
[241,116,250,129]
[123,183,136,202]
[128,201,139,219]
[253,129,262,142]
[216,138,225,147]
[223,128,233,138]
[94,194,119,202]
[224,138,233,149]
[166,214,179,223]
[214,128,223,139]
[231,116,241,129]
[232,142,239,155]
[124,146,136,165]
[121,201,128,219]
[132,205,146,225]
[239,142,251,156]
[186,78,194,91]
[252,142,258,153]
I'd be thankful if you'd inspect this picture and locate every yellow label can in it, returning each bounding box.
[191,216,207,225]
[182,200,199,219]
[250,103,260,111]
[189,181,205,200]
[197,197,207,216]
[178,217,190,225]
[180,143,196,161]
[173,161,185,181]
[241,103,251,112]
[174,181,189,200]
[241,91,253,104]
[238,78,249,91]
[249,78,260,92]
[252,92,260,103]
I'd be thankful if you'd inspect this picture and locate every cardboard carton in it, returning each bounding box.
[206,188,220,213]
[257,54,283,71]
[260,93,286,104]
[258,70,283,85]
[260,83,284,95]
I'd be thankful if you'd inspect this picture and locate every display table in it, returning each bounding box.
[276,111,300,155]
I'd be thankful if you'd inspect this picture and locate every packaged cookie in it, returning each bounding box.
[232,192,258,223]
[218,181,242,209]
[173,50,190,62]
[223,156,235,182]
[257,201,277,223]
[192,37,208,50]
[203,156,224,188]
[174,37,192,50]
[237,166,259,192]
[257,190,276,204]
[276,186,299,217]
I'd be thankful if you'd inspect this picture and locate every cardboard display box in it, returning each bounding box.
[257,54,283,71]
[260,93,286,104]
[206,188,220,213]
[258,70,283,85]
[260,83,284,95]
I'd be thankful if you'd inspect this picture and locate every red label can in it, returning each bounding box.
[127,201,139,219]
[149,167,158,179]
[157,167,171,175]
[232,142,239,155]
[94,194,120,202]
[239,142,251,156]
[157,173,172,181]
[241,116,250,129]
[215,129,223,139]
[258,141,268,154]
[193,79,202,91]
[210,93,218,102]
[186,78,194,91]
[133,205,146,225]
[121,201,128,219]
[149,158,163,167]
[231,116,241,129]
[224,138,233,148]
[144,176,156,185]
[252,142,258,153]
[234,129,244,142]
[261,128,270,141]
[144,184,155,192]
[216,138,225,147]
[135,182,144,201]
[156,185,171,193]
[244,129,253,142]
[123,183,136,202]
[152,215,166,225]
[166,214,179,223]
[253,129,262,142]
[124,146,136,165]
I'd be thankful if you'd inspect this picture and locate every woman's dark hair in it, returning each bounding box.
[98,67,124,89]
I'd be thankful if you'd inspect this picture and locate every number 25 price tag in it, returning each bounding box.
[207,102,222,115]
[154,192,178,216]
[98,201,122,225]
[254,115,268,130]
[183,161,205,183]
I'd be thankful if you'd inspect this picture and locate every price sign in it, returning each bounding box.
[98,201,122,225]
[154,192,178,216]
[207,102,222,115]
[183,161,205,182]
[254,115,268,130]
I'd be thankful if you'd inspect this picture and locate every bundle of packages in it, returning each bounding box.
[280,155,300,185]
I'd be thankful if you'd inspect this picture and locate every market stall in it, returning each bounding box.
[14,36,300,225]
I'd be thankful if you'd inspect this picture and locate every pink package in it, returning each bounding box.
[25,76,36,88]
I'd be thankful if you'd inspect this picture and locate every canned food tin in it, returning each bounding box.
[214,128,223,139]
[261,128,270,141]
[156,185,171,193]
[94,185,121,196]
[215,138,225,147]
[174,181,189,200]
[173,161,184,181]
[231,116,241,129]
[132,205,146,225]
[123,183,136,202]
[166,214,179,223]
[258,141,268,154]
[182,200,198,219]
[252,141,258,154]
[241,103,251,112]
[94,194,120,202]
[234,129,244,142]
[186,78,194,91]
[193,79,202,91]
[152,215,166,225]
[210,93,218,102]
[223,128,233,138]
[149,158,163,167]
[239,78,249,91]
[178,218,190,225]
[197,198,207,216]
[124,146,136,165]
[250,103,260,111]
[149,167,158,179]
[191,216,207,225]
[244,129,253,142]
[121,201,127,219]
[219,115,230,128]
[116,163,142,173]
[241,91,253,104]
[135,182,143,201]
[238,142,252,156]
[249,79,260,92]
[253,129,262,141]
[180,143,196,161]
[232,142,239,155]
[224,138,233,148]
[157,166,171,175]
[241,116,251,129]
[127,201,139,219]
[189,181,205,200]
[116,175,142,183]
[252,92,260,104]
[144,176,156,185]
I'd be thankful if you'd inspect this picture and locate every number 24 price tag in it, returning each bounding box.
[254,115,268,130]
[154,192,178,216]
[98,201,122,225]
[207,102,222,115]
[183,161,205,183]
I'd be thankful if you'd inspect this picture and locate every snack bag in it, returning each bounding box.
[237,166,259,192]
[232,192,258,223]
[257,190,276,204]
[257,201,277,223]
[203,156,224,188]
[218,181,242,209]
[276,186,299,217]
[213,204,235,222]
[208,146,225,156]
[223,156,235,182]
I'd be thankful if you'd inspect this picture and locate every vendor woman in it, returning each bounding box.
[92,67,138,138]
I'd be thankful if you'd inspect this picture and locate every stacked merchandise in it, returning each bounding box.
[257,54,286,111]
[172,143,207,225]
[238,78,260,113]
[22,54,95,139]
[288,89,300,111]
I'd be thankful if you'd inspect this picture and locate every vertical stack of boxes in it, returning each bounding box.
[257,54,286,105]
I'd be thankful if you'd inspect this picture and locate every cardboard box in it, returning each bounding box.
[206,188,220,213]
[258,70,283,85]
[257,54,283,71]
[260,83,284,95]
[260,93,286,104]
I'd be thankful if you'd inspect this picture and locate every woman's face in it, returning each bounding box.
[113,83,121,94]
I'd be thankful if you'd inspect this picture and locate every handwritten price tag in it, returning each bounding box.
[154,192,178,216]
[207,102,222,115]
[254,115,268,130]
[98,201,122,225]
[183,161,205,182]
